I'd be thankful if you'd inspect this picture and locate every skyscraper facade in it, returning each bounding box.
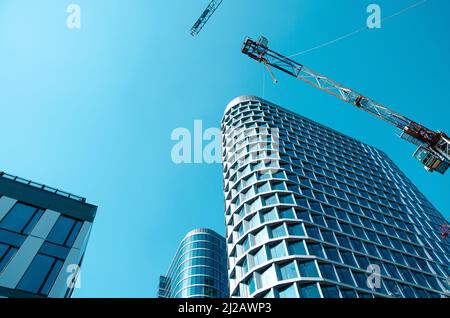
[221,96,450,298]
[0,171,97,298]
[158,228,229,298]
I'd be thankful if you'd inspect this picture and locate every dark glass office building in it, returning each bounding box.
[0,171,97,298]
[158,228,229,298]
[221,96,450,298]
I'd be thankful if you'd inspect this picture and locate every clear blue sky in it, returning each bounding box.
[0,0,448,297]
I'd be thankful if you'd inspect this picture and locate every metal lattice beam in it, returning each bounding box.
[242,36,450,174]
[190,0,223,36]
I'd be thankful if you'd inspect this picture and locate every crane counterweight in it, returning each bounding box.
[242,36,450,174]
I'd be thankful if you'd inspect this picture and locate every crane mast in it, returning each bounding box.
[190,0,223,36]
[242,36,450,175]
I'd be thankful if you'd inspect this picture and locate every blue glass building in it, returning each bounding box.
[158,228,229,298]
[0,171,97,298]
[221,96,450,298]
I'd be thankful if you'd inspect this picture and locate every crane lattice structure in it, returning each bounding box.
[441,224,449,239]
[242,36,450,175]
[190,0,223,36]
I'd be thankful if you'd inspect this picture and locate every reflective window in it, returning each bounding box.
[242,237,250,252]
[319,263,337,281]
[321,285,340,298]
[384,279,401,296]
[326,218,340,231]
[279,261,298,280]
[279,195,294,204]
[242,258,248,274]
[399,268,415,283]
[296,210,310,222]
[307,243,325,258]
[46,216,83,247]
[378,247,392,261]
[324,247,341,262]
[247,275,256,295]
[254,227,268,245]
[260,266,277,287]
[350,239,365,253]
[40,242,70,260]
[278,284,297,298]
[425,275,440,290]
[341,251,357,267]
[299,283,320,298]
[0,243,8,259]
[0,229,26,247]
[269,242,286,259]
[298,261,318,277]
[0,243,18,273]
[253,247,267,267]
[364,243,379,257]
[247,213,260,230]
[312,214,326,226]
[341,289,357,298]
[288,241,306,256]
[306,226,322,240]
[352,271,368,289]
[263,195,278,206]
[340,223,353,235]
[0,203,44,235]
[355,255,370,270]
[336,235,351,249]
[321,230,336,244]
[17,253,64,296]
[257,182,270,193]
[270,224,286,238]
[262,209,277,223]
[287,224,304,236]
[262,289,275,298]
[279,208,294,219]
[336,267,355,286]
[399,284,416,298]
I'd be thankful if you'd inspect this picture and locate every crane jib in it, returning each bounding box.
[241,36,450,174]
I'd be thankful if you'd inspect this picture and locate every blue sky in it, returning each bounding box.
[0,0,448,297]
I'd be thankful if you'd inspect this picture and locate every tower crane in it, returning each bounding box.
[242,36,450,175]
[190,0,223,36]
[441,223,449,239]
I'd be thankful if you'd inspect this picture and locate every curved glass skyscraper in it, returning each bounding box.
[221,96,449,298]
[157,228,229,298]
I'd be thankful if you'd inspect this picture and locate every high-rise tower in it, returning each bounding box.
[157,228,229,298]
[221,96,449,298]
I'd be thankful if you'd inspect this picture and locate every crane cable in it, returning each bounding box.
[288,0,429,58]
